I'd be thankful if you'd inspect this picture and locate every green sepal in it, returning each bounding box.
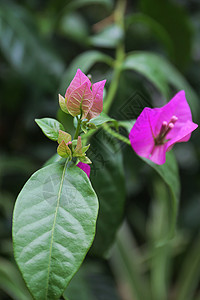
[73,136,82,156]
[72,139,77,147]
[59,94,69,114]
[58,130,71,144]
[82,144,90,153]
[57,140,71,158]
[81,123,88,134]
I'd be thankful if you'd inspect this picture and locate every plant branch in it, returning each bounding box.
[73,117,82,140]
[103,0,126,114]
[103,123,131,145]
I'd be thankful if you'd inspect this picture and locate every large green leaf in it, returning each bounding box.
[123,52,199,119]
[35,118,65,141]
[59,51,113,94]
[13,161,99,300]
[89,132,125,256]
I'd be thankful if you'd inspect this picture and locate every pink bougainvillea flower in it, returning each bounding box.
[65,69,106,120]
[77,162,91,178]
[129,91,198,165]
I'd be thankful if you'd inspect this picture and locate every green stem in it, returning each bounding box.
[103,123,131,145]
[81,0,126,145]
[103,0,126,114]
[73,117,81,140]
[103,45,124,113]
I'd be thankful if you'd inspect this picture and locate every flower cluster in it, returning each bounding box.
[58,69,198,168]
[57,130,91,163]
[59,69,106,120]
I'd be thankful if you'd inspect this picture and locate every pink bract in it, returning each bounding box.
[65,69,106,120]
[87,80,106,120]
[129,90,198,165]
[77,162,91,178]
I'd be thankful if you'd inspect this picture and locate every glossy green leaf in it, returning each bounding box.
[123,52,199,119]
[88,112,115,127]
[89,134,125,256]
[13,162,99,300]
[59,51,113,94]
[35,118,65,141]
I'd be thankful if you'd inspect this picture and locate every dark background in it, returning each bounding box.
[0,0,200,299]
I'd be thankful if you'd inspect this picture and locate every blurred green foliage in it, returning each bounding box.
[0,0,200,299]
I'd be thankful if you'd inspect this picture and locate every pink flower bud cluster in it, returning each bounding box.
[65,69,106,120]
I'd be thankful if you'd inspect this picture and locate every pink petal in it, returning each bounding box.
[148,144,168,165]
[129,107,170,164]
[67,82,93,118]
[154,90,193,136]
[129,90,198,165]
[129,107,157,158]
[87,80,106,120]
[166,120,198,150]
[65,69,91,99]
[77,162,90,178]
